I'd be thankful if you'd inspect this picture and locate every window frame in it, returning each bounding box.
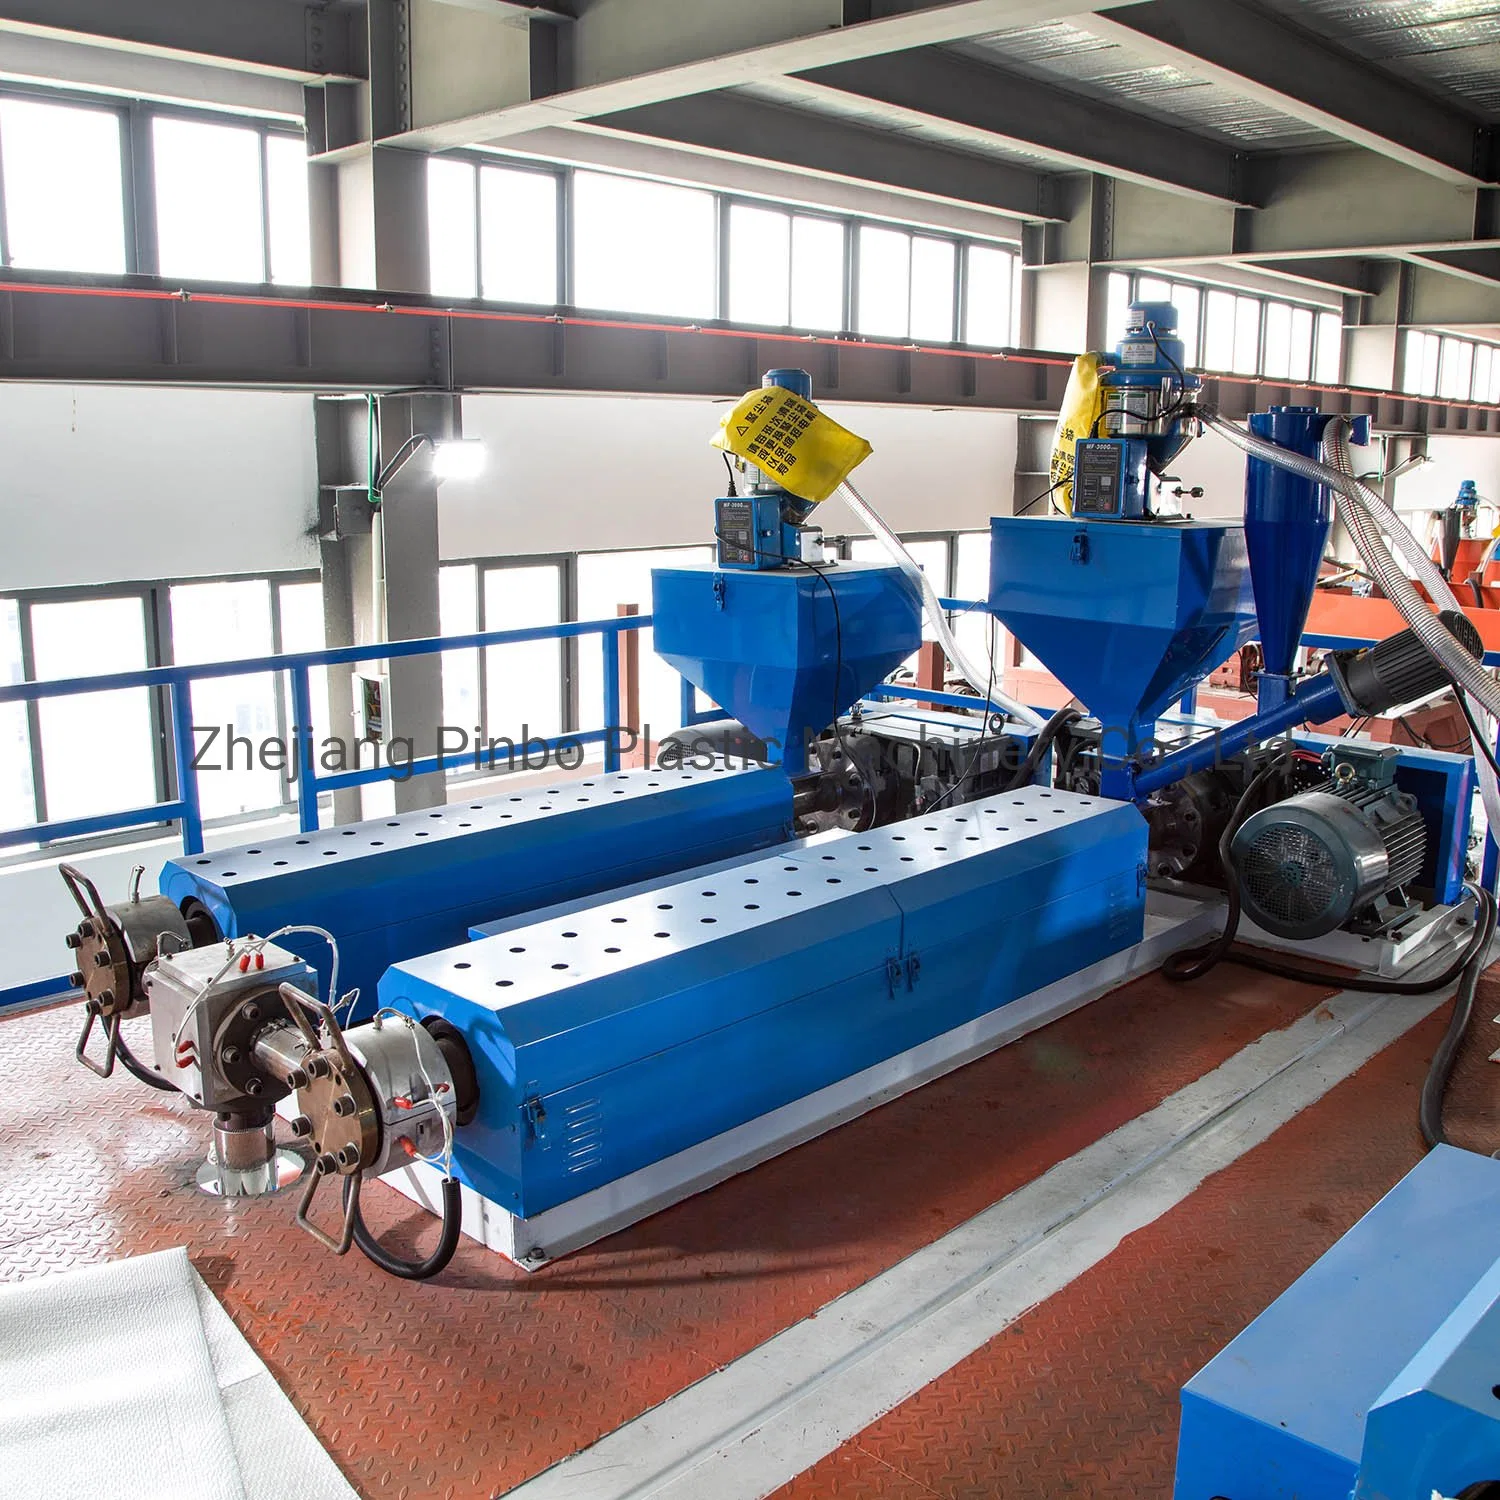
[1119,270,1343,386]
[0,80,306,282]
[0,567,320,865]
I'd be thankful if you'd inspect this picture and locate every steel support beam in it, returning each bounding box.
[1101,157,1497,267]
[786,50,1248,205]
[591,91,1056,222]
[0,0,362,80]
[0,274,1490,435]
[1093,0,1494,186]
[379,0,1141,151]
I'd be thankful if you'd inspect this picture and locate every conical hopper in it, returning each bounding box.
[989,517,1256,749]
[652,562,923,774]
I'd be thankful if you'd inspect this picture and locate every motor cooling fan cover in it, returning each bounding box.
[1230,790,1411,941]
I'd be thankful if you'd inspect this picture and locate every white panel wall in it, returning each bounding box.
[446,393,1019,558]
[1393,434,1500,514]
[0,385,319,591]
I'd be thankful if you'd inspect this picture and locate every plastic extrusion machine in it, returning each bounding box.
[53,334,1492,1394]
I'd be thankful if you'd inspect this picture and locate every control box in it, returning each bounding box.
[715,494,781,569]
[714,496,824,570]
[1072,439,1151,519]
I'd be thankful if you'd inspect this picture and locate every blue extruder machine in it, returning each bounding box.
[56,320,1500,1492]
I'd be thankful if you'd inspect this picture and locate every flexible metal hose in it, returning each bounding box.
[1204,414,1500,836]
[836,479,1046,729]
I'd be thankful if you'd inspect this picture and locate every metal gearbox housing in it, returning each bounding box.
[143,942,318,1113]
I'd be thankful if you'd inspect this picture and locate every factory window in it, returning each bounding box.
[1123,273,1340,386]
[856,226,957,342]
[480,165,558,305]
[276,580,329,752]
[438,563,481,739]
[30,596,157,826]
[0,96,127,275]
[436,560,567,769]
[153,115,309,284]
[964,245,1015,348]
[169,581,282,820]
[484,564,564,742]
[0,600,33,834]
[574,171,716,320]
[578,547,712,739]
[726,203,845,331]
[1402,329,1500,403]
[428,157,479,300]
[951,531,1001,685]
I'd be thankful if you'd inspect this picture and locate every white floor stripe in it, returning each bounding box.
[502,983,1451,1500]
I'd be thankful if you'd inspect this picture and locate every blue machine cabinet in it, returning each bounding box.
[160,764,793,1010]
[381,786,1146,1218]
[1175,1146,1500,1500]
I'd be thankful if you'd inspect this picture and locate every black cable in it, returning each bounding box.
[1160,760,1284,983]
[1016,478,1066,518]
[343,1172,463,1281]
[1418,886,1495,1150]
[1457,692,1500,780]
[924,611,1003,814]
[799,557,875,831]
[722,450,737,493]
[113,1025,176,1092]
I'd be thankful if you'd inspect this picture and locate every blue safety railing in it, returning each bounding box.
[0,614,652,857]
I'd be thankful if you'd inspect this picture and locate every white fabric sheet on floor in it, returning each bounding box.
[0,1246,357,1500]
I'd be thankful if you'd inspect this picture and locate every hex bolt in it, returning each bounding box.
[220,1046,242,1067]
[94,952,111,968]
[70,971,85,988]
[98,989,114,1008]
[336,1146,360,1169]
[79,922,94,939]
[244,1078,263,1097]
[314,1153,338,1175]
[241,1002,261,1023]
[332,1093,356,1118]
[65,933,81,950]
[286,1067,310,1091]
[289,1115,312,1137]
[305,1056,331,1080]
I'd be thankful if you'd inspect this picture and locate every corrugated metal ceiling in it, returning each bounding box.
[1255,0,1500,118]
[948,23,1335,148]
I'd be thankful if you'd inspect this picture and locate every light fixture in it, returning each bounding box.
[374,434,488,494]
[431,437,487,482]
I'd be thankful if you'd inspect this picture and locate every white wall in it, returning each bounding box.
[446,392,1019,557]
[0,385,319,591]
[1393,434,1500,514]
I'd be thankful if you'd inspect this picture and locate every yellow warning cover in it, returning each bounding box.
[1049,353,1108,515]
[711,385,872,504]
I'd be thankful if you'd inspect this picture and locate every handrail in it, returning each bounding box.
[0,613,655,856]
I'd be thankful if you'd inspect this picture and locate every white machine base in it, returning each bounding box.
[384,890,1470,1268]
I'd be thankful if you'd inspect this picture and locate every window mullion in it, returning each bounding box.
[124,100,158,276]
[0,113,10,268]
[257,127,273,284]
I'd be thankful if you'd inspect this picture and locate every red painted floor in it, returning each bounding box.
[1,956,1492,1500]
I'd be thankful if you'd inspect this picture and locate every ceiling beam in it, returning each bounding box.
[591,92,1056,222]
[383,0,1142,151]
[785,50,1249,205]
[1092,0,1494,187]
[0,0,361,80]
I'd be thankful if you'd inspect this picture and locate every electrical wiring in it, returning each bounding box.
[923,610,1002,814]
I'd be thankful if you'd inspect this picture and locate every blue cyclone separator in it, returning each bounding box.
[381,787,1146,1219]
[652,562,924,775]
[1245,406,1338,709]
[1174,1146,1500,1500]
[160,765,793,1013]
[987,516,1257,755]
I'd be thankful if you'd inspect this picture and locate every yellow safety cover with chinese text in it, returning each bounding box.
[711,386,872,504]
[1049,353,1108,514]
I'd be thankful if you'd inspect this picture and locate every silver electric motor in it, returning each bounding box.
[1230,753,1426,941]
